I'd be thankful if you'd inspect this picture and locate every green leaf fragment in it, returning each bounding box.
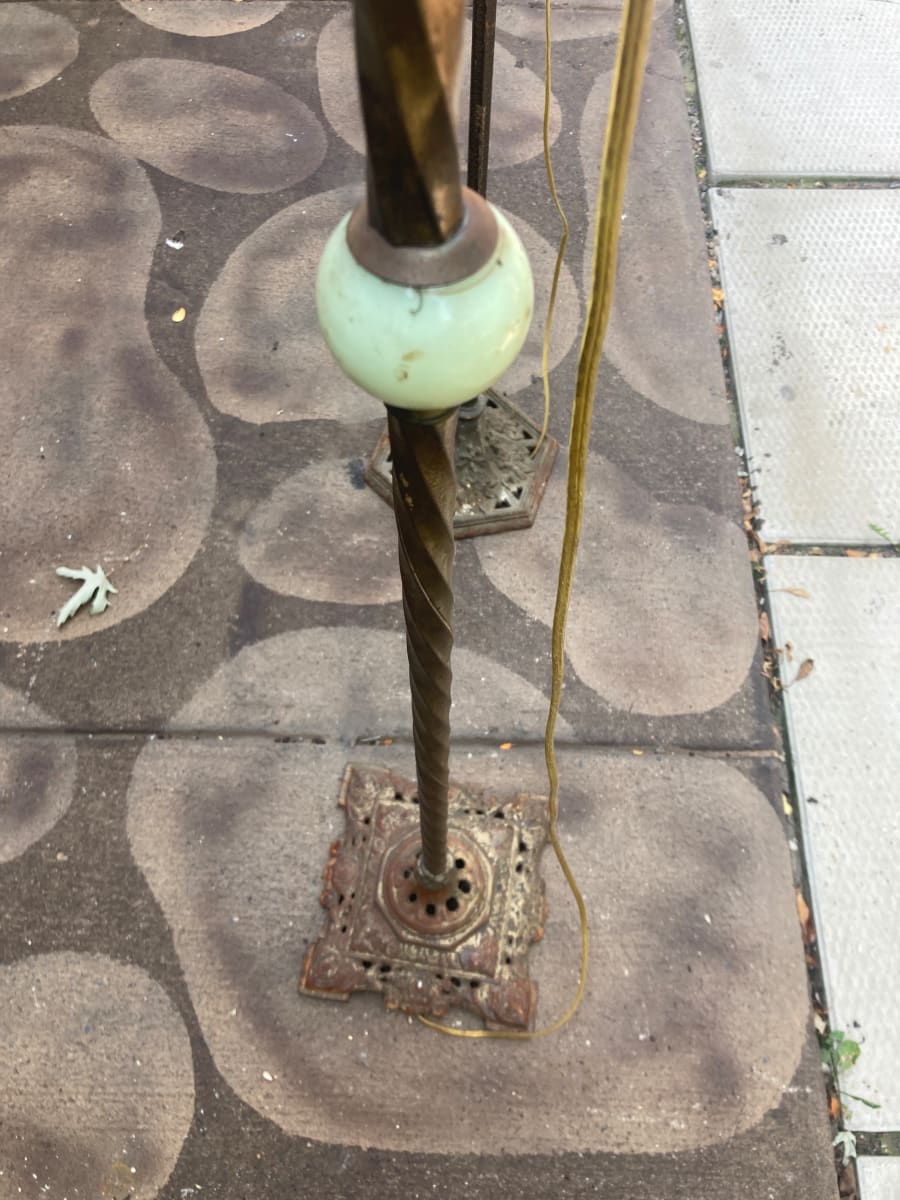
[55,564,118,627]
[833,1130,857,1167]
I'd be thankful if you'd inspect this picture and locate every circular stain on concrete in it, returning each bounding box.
[117,0,288,37]
[90,58,326,193]
[0,126,216,642]
[0,953,194,1198]
[0,4,78,100]
[196,184,376,424]
[316,10,561,169]
[0,685,76,863]
[476,453,759,715]
[579,14,728,425]
[170,626,567,744]
[126,741,807,1155]
[239,460,401,605]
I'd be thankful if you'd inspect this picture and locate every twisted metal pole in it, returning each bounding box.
[352,0,466,886]
[387,406,459,884]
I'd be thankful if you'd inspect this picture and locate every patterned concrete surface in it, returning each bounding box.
[711,188,900,545]
[685,0,900,180]
[767,557,900,1130]
[0,2,835,1197]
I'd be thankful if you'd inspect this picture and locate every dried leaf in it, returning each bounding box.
[845,549,866,558]
[782,794,793,816]
[795,888,815,944]
[773,586,811,599]
[171,306,186,323]
[829,1095,841,1121]
[750,528,769,554]
[795,658,815,683]
[758,611,770,642]
[499,742,512,751]
[631,748,643,756]
[711,287,725,307]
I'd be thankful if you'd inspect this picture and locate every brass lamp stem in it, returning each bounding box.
[352,0,469,887]
[386,406,459,885]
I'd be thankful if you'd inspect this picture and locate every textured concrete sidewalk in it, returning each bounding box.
[0,2,835,1198]
[686,1,900,1197]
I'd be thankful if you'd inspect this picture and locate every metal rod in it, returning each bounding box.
[353,1,468,889]
[466,0,497,198]
[386,406,459,885]
[353,0,465,246]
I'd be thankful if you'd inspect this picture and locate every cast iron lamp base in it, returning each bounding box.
[300,764,550,1030]
[364,390,558,539]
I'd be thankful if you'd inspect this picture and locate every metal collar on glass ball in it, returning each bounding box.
[346,187,499,288]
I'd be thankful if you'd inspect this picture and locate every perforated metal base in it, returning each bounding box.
[299,764,550,1030]
[364,389,558,539]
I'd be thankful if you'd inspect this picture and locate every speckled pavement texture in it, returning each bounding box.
[687,0,900,1195]
[0,3,835,1198]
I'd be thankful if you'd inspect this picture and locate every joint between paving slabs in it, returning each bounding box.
[674,7,873,1195]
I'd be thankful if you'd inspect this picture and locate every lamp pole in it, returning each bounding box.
[304,0,548,1029]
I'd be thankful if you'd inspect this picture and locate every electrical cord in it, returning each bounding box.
[419,0,654,1039]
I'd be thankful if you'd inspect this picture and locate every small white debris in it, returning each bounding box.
[165,233,185,250]
[262,1070,273,1082]
[704,913,712,925]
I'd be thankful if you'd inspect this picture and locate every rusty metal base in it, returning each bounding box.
[299,764,550,1030]
[364,389,559,539]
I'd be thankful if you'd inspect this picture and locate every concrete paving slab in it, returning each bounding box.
[766,556,900,1129]
[0,4,836,1194]
[858,1158,900,1200]
[712,187,900,545]
[686,0,900,180]
[0,732,837,1196]
[0,1,770,751]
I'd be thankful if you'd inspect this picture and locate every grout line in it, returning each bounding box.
[674,1,854,1190]
[711,176,900,191]
[852,1132,900,1156]
[0,724,782,758]
[761,543,899,558]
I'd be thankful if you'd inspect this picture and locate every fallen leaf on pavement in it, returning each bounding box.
[795,658,814,683]
[758,611,770,642]
[795,888,815,944]
[711,287,724,307]
[845,549,866,558]
[773,586,811,599]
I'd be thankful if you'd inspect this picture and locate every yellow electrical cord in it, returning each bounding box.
[419,0,654,1040]
[534,0,569,455]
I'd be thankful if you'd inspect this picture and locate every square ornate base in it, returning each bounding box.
[299,765,550,1030]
